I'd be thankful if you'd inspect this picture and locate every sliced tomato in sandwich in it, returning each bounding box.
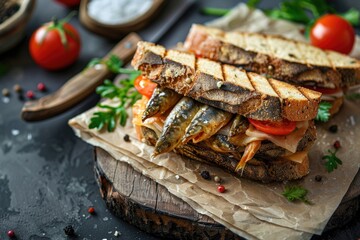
[248,118,296,136]
[305,86,342,95]
[134,75,157,98]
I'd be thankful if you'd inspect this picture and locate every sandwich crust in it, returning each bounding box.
[132,41,322,122]
[184,24,360,89]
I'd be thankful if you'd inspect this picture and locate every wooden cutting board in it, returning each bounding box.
[94,147,360,239]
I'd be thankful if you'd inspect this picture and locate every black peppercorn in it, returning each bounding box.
[200,170,210,180]
[328,125,338,133]
[123,134,130,142]
[63,225,75,236]
[315,175,322,182]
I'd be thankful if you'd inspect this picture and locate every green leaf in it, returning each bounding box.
[87,54,143,131]
[315,101,332,122]
[87,58,102,68]
[200,7,230,17]
[282,185,311,204]
[339,8,360,26]
[323,149,342,172]
[247,0,262,8]
[106,55,123,73]
[346,93,360,100]
[0,63,8,76]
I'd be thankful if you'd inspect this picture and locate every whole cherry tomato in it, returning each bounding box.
[248,118,296,136]
[134,75,157,98]
[29,17,81,70]
[54,0,81,7]
[310,14,355,54]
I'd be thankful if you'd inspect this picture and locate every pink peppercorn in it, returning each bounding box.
[333,140,341,149]
[88,207,95,214]
[26,90,35,99]
[217,185,225,193]
[37,82,46,91]
[7,230,15,238]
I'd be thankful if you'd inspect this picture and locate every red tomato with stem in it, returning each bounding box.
[29,15,81,70]
[134,75,157,98]
[54,0,81,7]
[310,14,355,54]
[248,118,296,136]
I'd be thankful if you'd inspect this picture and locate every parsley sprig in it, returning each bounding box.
[323,149,342,173]
[282,185,311,204]
[315,101,332,122]
[87,55,142,132]
[201,0,359,37]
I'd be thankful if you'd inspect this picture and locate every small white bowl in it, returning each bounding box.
[0,0,36,54]
[79,0,164,39]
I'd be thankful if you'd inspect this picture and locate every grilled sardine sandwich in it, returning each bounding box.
[184,24,360,116]
[131,41,322,182]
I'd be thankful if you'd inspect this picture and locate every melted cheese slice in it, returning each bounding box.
[244,121,309,153]
[283,151,308,164]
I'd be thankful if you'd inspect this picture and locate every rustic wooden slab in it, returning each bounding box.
[94,147,360,239]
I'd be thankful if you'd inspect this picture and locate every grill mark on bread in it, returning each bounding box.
[132,41,321,121]
[184,24,360,88]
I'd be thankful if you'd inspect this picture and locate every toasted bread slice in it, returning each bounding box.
[132,41,321,122]
[184,24,360,89]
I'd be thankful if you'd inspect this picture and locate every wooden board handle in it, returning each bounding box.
[21,32,142,121]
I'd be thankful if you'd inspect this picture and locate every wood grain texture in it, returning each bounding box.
[21,32,141,121]
[94,147,360,239]
[94,147,242,240]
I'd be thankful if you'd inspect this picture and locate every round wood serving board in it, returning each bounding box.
[94,147,360,239]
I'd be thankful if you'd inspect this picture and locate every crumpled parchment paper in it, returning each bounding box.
[69,3,360,240]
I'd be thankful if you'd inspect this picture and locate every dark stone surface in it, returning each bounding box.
[0,0,359,239]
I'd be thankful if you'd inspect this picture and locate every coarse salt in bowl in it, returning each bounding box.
[80,0,164,39]
[88,0,154,25]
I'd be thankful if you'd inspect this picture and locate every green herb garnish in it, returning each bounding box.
[247,0,262,8]
[282,185,311,204]
[87,55,142,132]
[315,101,332,122]
[201,7,230,17]
[346,93,360,100]
[201,0,359,33]
[323,149,342,173]
[0,63,8,76]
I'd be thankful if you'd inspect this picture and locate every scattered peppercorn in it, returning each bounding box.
[333,140,341,149]
[18,94,25,101]
[63,225,75,236]
[13,84,22,93]
[7,230,15,238]
[315,175,322,182]
[26,90,35,99]
[37,82,46,91]
[328,125,338,133]
[217,185,226,193]
[214,176,221,183]
[200,170,210,180]
[88,207,95,214]
[2,88,10,96]
[123,134,130,142]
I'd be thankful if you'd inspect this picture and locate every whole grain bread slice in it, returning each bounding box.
[132,41,321,122]
[184,24,360,89]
